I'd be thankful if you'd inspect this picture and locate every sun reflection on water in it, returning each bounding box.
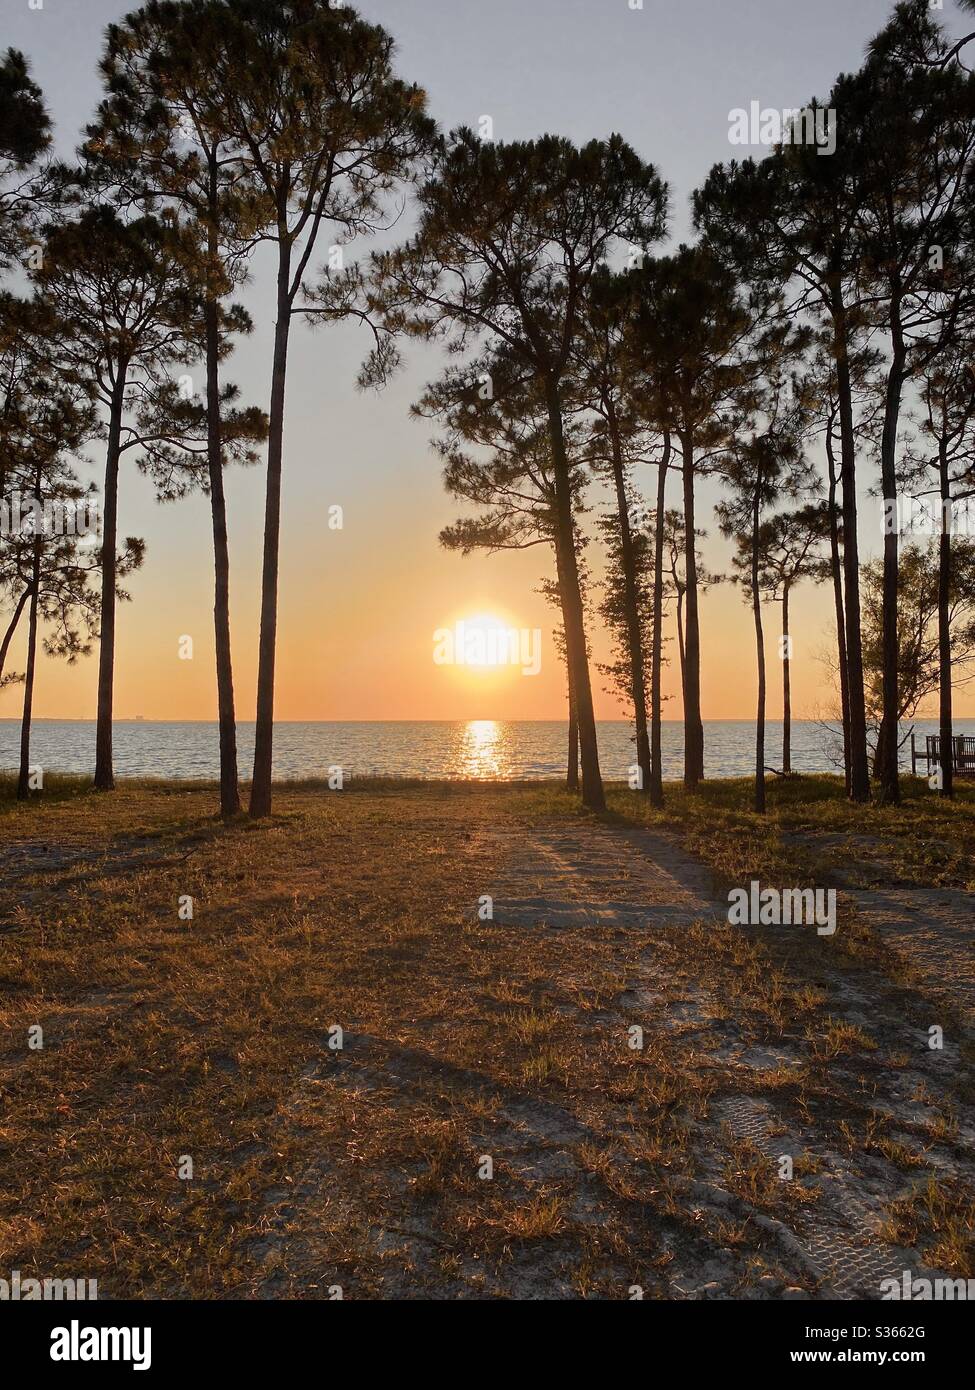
[458,720,509,779]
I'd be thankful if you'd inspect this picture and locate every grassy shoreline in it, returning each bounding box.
[1,774,973,1298]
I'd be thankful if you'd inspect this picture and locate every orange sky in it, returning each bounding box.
[0,465,928,727]
[6,0,973,729]
[0,367,966,726]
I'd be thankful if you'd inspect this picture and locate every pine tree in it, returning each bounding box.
[0,303,137,800]
[629,245,751,790]
[83,1,271,816]
[573,266,669,796]
[696,108,873,802]
[165,0,435,818]
[752,504,832,776]
[33,206,203,790]
[417,350,592,789]
[717,323,813,814]
[0,48,51,272]
[368,132,666,810]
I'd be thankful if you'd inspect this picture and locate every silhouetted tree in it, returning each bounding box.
[84,0,271,816]
[0,295,37,683]
[696,112,873,802]
[596,501,656,784]
[34,206,201,790]
[417,351,592,792]
[0,307,127,799]
[573,258,669,796]
[647,432,673,806]
[539,562,593,791]
[862,542,975,746]
[179,0,434,818]
[754,503,832,775]
[717,323,812,813]
[852,1,975,803]
[904,337,975,796]
[368,132,666,810]
[16,452,93,801]
[0,49,56,689]
[0,48,51,271]
[630,245,751,790]
[798,335,881,792]
[661,509,715,702]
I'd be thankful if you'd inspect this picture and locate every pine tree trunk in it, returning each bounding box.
[938,443,953,800]
[876,330,906,805]
[0,585,30,682]
[546,381,604,811]
[17,466,42,801]
[205,173,241,820]
[826,427,851,793]
[781,582,791,776]
[679,430,704,788]
[606,401,650,794]
[831,282,870,802]
[94,368,128,792]
[649,434,670,807]
[752,491,766,815]
[676,588,686,694]
[249,247,293,819]
[567,675,579,792]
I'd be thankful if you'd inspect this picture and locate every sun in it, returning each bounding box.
[433,608,532,679]
[457,612,515,669]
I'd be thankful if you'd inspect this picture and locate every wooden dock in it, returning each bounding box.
[911,733,975,778]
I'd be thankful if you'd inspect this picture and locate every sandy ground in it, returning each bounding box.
[1,784,972,1299]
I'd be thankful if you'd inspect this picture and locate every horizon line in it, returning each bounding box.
[0,716,954,726]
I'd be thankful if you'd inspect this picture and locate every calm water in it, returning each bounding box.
[0,719,966,782]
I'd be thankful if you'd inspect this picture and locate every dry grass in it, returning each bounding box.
[883,1177,975,1277]
[605,771,975,892]
[1,771,973,1298]
[0,779,698,1298]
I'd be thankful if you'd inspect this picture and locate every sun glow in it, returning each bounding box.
[456,612,515,669]
[433,610,543,680]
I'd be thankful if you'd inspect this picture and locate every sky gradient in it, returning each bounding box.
[3,0,972,724]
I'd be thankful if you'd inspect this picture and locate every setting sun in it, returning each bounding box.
[433,610,543,677]
[459,612,511,667]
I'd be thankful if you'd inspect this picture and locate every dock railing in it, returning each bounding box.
[911,733,975,777]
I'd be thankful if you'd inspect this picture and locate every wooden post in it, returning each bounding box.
[911,731,916,777]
